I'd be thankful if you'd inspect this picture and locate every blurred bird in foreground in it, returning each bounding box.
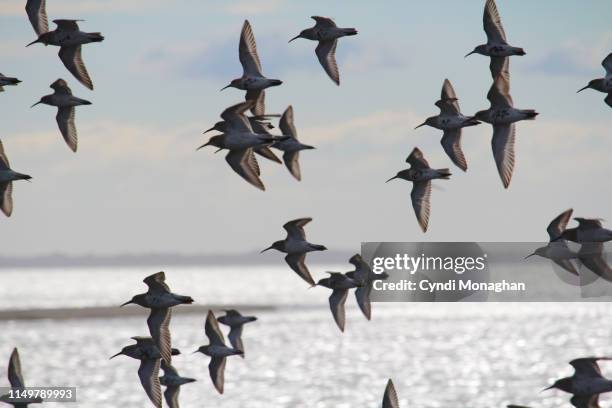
[159,361,195,408]
[0,74,22,92]
[218,309,257,357]
[0,348,42,407]
[0,140,32,217]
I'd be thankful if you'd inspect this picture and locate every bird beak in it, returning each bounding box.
[260,245,274,253]
[288,34,300,43]
[385,176,398,183]
[541,385,554,392]
[214,148,223,153]
[30,101,41,108]
[203,126,215,134]
[192,350,199,354]
[576,85,589,93]
[414,121,427,129]
[220,84,231,91]
[196,142,209,151]
[119,300,133,307]
[464,50,475,58]
[524,253,536,260]
[26,38,40,47]
[109,352,122,359]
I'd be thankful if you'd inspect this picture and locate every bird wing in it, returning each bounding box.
[441,128,467,171]
[570,357,611,378]
[329,288,349,332]
[283,218,312,240]
[56,107,78,152]
[25,0,48,36]
[406,147,430,169]
[282,151,301,181]
[315,40,340,85]
[605,94,612,109]
[490,56,509,79]
[311,16,337,28]
[147,308,172,365]
[437,79,460,113]
[205,310,226,346]
[0,182,13,217]
[160,360,178,376]
[411,181,432,233]
[491,123,515,189]
[602,52,612,76]
[254,146,282,164]
[547,209,573,241]
[8,348,25,388]
[0,140,10,169]
[220,101,254,133]
[59,45,93,90]
[355,283,373,320]
[571,394,600,408]
[552,257,579,276]
[483,0,507,44]
[575,218,604,230]
[487,72,513,108]
[227,325,244,354]
[208,357,226,394]
[144,271,171,294]
[249,117,271,135]
[239,20,263,76]
[225,149,265,191]
[382,379,400,408]
[579,243,612,281]
[279,105,298,138]
[138,358,162,408]
[163,386,180,408]
[285,253,315,286]
[245,89,265,117]
[53,19,81,31]
[50,78,72,94]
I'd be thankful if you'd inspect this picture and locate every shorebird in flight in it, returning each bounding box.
[159,361,195,408]
[0,348,42,407]
[0,141,32,217]
[261,217,327,286]
[31,79,91,152]
[557,217,612,243]
[382,379,400,408]
[474,72,538,188]
[577,53,612,108]
[544,357,612,397]
[217,309,257,357]
[525,209,580,276]
[289,16,357,85]
[386,147,451,232]
[221,20,282,116]
[415,79,480,171]
[195,311,243,394]
[121,272,194,365]
[345,254,389,320]
[316,272,360,332]
[26,18,104,90]
[111,337,163,408]
[0,74,22,92]
[272,105,315,181]
[465,0,525,78]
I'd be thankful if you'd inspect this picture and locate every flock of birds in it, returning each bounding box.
[1,0,612,407]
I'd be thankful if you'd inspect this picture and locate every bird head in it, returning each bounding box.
[197,135,225,151]
[542,378,572,393]
[204,121,226,134]
[220,79,241,91]
[260,240,284,253]
[414,116,436,129]
[288,30,307,42]
[464,45,486,58]
[577,79,604,93]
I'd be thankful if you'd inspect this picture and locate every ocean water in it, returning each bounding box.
[1,266,612,408]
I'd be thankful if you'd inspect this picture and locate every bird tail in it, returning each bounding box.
[87,32,105,42]
[343,28,358,36]
[514,47,526,56]
[436,169,452,179]
[311,244,328,251]
[176,295,194,304]
[269,79,283,86]
[463,117,481,127]
[522,110,538,120]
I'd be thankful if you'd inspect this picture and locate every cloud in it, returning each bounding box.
[220,0,285,15]
[0,0,165,16]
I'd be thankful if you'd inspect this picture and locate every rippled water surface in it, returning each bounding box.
[1,267,611,407]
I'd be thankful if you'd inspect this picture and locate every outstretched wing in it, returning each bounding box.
[138,359,162,408]
[56,106,78,152]
[547,209,573,241]
[53,19,81,32]
[483,0,507,44]
[315,40,340,85]
[144,271,171,294]
[283,218,311,240]
[220,101,254,133]
[225,149,265,191]
[406,147,430,169]
[204,310,226,346]
[209,357,226,394]
[239,20,263,76]
[328,289,349,332]
[491,123,515,189]
[279,105,298,138]
[58,45,93,90]
[601,52,612,76]
[311,16,337,28]
[25,0,48,36]
[441,129,467,171]
[147,308,172,365]
[411,181,432,233]
[382,379,400,408]
[0,182,13,217]
[8,348,25,388]
[487,73,513,108]
[285,253,315,286]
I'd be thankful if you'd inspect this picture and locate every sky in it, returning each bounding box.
[0,0,611,257]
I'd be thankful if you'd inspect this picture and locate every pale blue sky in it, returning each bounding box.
[0,0,611,256]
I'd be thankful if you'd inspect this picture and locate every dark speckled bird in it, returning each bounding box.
[544,357,612,397]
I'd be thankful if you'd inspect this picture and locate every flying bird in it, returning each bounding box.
[159,361,196,408]
[382,379,400,408]
[111,337,163,408]
[465,0,525,77]
[221,20,282,116]
[525,209,580,276]
[25,0,48,36]
[415,79,480,171]
[0,140,32,217]
[316,272,360,332]
[199,101,287,191]
[217,309,257,357]
[386,147,451,232]
[271,105,315,180]
[121,272,194,365]
[557,217,612,243]
[345,254,389,320]
[543,357,612,397]
[0,348,42,407]
[577,53,612,108]
[261,217,327,286]
[0,74,22,92]
[289,16,357,85]
[195,311,243,394]
[474,72,538,188]
[27,19,104,90]
[31,79,91,152]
